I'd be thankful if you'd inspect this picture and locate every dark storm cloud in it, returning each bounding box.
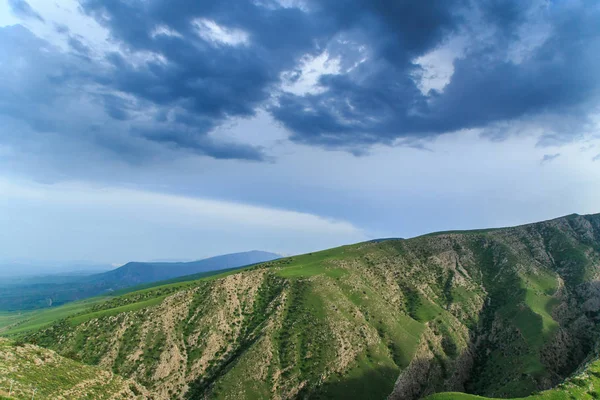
[7,0,44,22]
[309,0,464,65]
[2,0,333,162]
[271,0,600,149]
[80,1,323,107]
[75,0,471,152]
[0,25,266,162]
[2,0,599,163]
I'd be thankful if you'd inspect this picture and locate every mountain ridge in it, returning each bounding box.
[10,212,600,399]
[0,250,280,311]
[90,250,282,287]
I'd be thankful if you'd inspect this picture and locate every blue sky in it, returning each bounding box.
[0,0,599,265]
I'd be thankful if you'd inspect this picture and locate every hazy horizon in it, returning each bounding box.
[0,249,287,277]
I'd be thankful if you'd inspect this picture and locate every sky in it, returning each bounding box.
[0,0,599,266]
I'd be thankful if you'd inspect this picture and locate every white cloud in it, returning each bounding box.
[4,0,115,55]
[413,35,467,95]
[280,51,341,95]
[252,0,310,12]
[0,178,367,263]
[192,18,250,46]
[151,25,184,39]
[2,0,170,68]
[0,2,20,26]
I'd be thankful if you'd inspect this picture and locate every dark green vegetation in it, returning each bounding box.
[4,213,600,400]
[0,251,279,311]
[427,356,600,399]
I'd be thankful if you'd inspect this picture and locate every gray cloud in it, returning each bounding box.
[272,1,600,151]
[7,0,44,22]
[0,24,266,162]
[67,35,92,57]
[541,153,561,164]
[1,0,599,167]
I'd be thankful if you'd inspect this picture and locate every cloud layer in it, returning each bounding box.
[0,178,366,262]
[1,0,599,166]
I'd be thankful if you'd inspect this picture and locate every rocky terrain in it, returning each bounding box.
[8,213,600,399]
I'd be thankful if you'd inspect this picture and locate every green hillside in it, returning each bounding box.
[0,297,109,337]
[428,356,600,399]
[0,267,246,337]
[0,338,147,399]
[5,213,600,399]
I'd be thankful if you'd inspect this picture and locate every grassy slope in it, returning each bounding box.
[22,242,472,399]
[0,297,109,336]
[0,267,244,337]
[0,312,32,331]
[0,338,147,399]
[7,213,600,400]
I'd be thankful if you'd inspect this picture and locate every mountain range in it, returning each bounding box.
[2,213,600,399]
[0,251,280,311]
[90,250,282,287]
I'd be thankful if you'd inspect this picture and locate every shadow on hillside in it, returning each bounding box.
[308,366,399,400]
